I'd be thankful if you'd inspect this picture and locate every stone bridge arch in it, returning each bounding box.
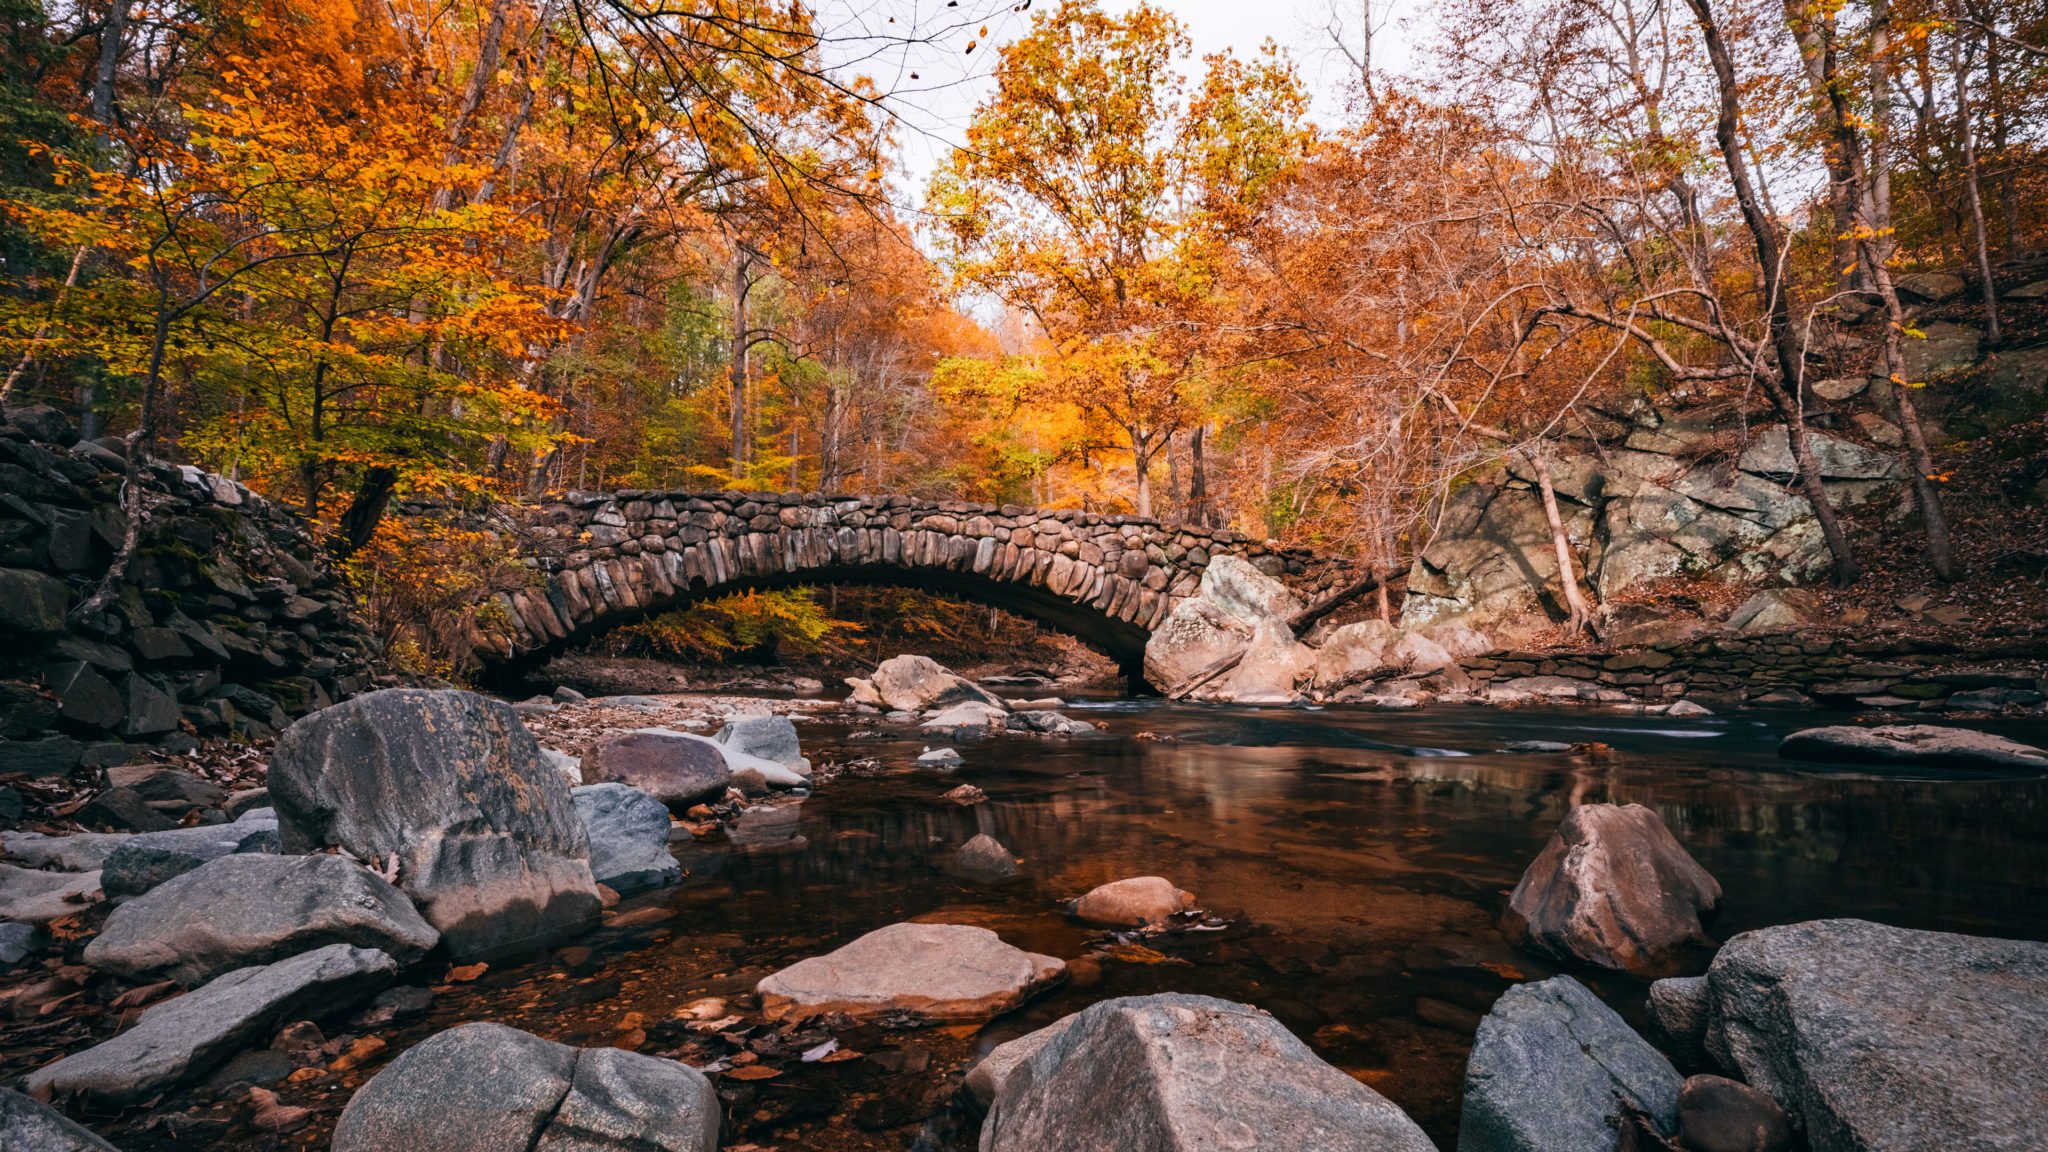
[451,491,1357,689]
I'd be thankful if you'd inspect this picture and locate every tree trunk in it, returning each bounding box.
[1187,422,1211,526]
[1132,428,1155,519]
[335,466,398,558]
[1526,446,1599,636]
[1686,0,1860,586]
[1950,31,2001,346]
[729,251,751,476]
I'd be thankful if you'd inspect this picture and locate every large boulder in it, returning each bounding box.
[1214,618,1314,703]
[331,1022,718,1152]
[1071,876,1194,927]
[1314,619,1399,687]
[1506,803,1721,975]
[84,853,438,986]
[869,655,1005,713]
[1458,976,1682,1152]
[1199,554,1303,623]
[571,784,681,895]
[714,715,811,777]
[0,1087,120,1151]
[99,816,280,900]
[1702,919,2048,1152]
[583,729,734,806]
[268,689,601,960]
[1143,596,1255,691]
[757,922,1063,1022]
[981,993,1434,1152]
[1778,724,2048,771]
[965,1014,1081,1106]
[23,943,395,1108]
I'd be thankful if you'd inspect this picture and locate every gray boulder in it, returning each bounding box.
[981,993,1433,1152]
[1647,975,1711,1069]
[1005,710,1095,735]
[268,689,601,960]
[1779,724,2048,771]
[1314,619,1399,687]
[582,728,732,807]
[1507,803,1721,974]
[1703,919,2048,1152]
[84,853,438,985]
[23,943,395,1108]
[99,817,280,900]
[0,1087,119,1151]
[1458,976,1682,1152]
[714,715,811,776]
[0,921,45,969]
[105,764,225,809]
[331,1021,718,1152]
[572,784,681,895]
[1143,597,1255,691]
[965,1014,1080,1106]
[950,833,1019,883]
[758,922,1063,1022]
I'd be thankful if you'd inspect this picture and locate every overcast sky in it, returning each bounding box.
[815,0,1427,214]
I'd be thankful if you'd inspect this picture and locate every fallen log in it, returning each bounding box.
[1165,569,1397,701]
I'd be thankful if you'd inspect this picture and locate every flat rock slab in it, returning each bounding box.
[1071,876,1194,927]
[757,922,1063,1022]
[1458,975,1682,1152]
[269,689,600,960]
[1507,803,1720,975]
[1,831,129,872]
[0,863,101,924]
[1704,919,2048,1152]
[0,1087,119,1151]
[572,784,681,895]
[331,1021,718,1152]
[99,817,279,900]
[1779,724,2048,771]
[24,943,395,1108]
[85,853,438,986]
[982,992,1434,1152]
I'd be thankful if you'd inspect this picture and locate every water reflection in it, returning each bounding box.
[522,703,2048,1148]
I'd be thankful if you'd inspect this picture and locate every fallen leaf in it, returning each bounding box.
[1481,962,1525,980]
[723,1064,781,1080]
[819,1047,863,1063]
[330,1036,386,1071]
[249,1086,313,1133]
[445,963,489,983]
[110,982,181,1011]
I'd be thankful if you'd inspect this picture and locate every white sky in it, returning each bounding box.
[815,0,1428,214]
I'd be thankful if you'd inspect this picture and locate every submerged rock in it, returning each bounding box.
[268,689,601,960]
[1507,803,1720,974]
[950,833,1018,882]
[917,746,963,768]
[982,992,1434,1152]
[571,783,681,895]
[1004,710,1095,735]
[85,853,438,985]
[1071,876,1194,927]
[24,943,395,1108]
[583,728,733,806]
[0,1087,120,1151]
[331,1021,718,1152]
[1778,724,2048,771]
[1457,975,1682,1152]
[757,922,1063,1022]
[1676,1075,1794,1152]
[1703,918,2048,1152]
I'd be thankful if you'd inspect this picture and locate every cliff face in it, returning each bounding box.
[0,409,380,779]
[1400,404,1911,642]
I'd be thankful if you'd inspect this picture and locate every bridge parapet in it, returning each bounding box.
[438,490,1358,679]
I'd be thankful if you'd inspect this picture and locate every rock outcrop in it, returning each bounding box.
[23,943,395,1108]
[1507,803,1721,974]
[756,922,1063,1022]
[268,689,601,960]
[84,853,438,985]
[1144,555,1317,700]
[981,993,1435,1152]
[1702,919,2048,1151]
[331,1022,719,1152]
[1458,975,1683,1152]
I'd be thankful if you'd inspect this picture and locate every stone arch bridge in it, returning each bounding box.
[451,491,1362,688]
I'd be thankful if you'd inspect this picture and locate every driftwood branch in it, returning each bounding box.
[1166,568,1396,701]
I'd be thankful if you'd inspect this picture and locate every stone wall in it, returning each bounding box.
[1465,632,2048,710]
[453,491,1362,678]
[0,411,381,778]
